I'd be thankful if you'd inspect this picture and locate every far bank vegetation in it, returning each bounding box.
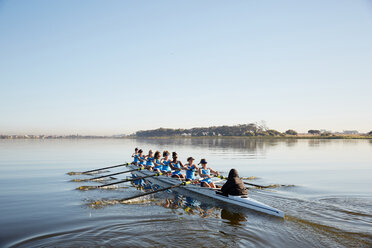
[135,124,371,139]
[135,124,295,138]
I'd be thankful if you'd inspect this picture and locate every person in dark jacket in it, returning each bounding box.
[219,169,248,196]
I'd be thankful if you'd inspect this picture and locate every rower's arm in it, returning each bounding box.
[210,168,220,176]
[179,161,186,170]
[198,168,207,177]
[169,162,176,170]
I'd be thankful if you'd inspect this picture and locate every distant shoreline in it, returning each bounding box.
[1,135,371,140]
[131,135,372,140]
[2,123,371,140]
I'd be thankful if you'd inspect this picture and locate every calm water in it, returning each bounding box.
[0,138,371,247]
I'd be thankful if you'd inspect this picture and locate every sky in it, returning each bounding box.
[0,0,371,135]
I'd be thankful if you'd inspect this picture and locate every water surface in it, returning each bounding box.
[0,138,371,247]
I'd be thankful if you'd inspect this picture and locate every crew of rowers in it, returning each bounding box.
[131,148,220,188]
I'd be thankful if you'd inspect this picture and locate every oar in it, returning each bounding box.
[243,182,270,188]
[118,181,193,202]
[215,175,270,188]
[77,172,163,190]
[73,167,144,182]
[68,162,130,175]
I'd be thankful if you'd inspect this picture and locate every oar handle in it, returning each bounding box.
[243,182,270,188]
[215,175,269,188]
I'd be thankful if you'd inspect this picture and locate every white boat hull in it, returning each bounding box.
[128,164,285,218]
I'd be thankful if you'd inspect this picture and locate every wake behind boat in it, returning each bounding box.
[129,164,285,218]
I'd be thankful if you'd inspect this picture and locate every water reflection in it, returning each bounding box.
[220,208,247,226]
[158,193,220,219]
[285,139,298,147]
[158,193,247,225]
[134,137,301,154]
[307,139,326,147]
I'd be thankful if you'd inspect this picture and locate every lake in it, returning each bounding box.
[0,138,371,247]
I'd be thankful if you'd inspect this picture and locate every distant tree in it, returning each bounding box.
[308,130,321,135]
[244,131,255,136]
[285,129,298,135]
[321,132,332,136]
[255,131,269,136]
[368,131,372,136]
[267,129,282,136]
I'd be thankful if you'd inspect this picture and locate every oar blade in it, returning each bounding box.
[67,172,82,175]
[76,185,97,191]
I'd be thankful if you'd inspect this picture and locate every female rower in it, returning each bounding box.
[185,157,198,182]
[137,149,146,167]
[199,159,219,188]
[153,151,163,172]
[131,148,139,165]
[170,152,185,179]
[145,150,154,170]
[161,151,172,174]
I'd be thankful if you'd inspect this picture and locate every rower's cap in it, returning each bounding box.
[200,158,207,164]
[187,157,195,161]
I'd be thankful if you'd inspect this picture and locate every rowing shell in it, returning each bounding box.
[128,164,285,218]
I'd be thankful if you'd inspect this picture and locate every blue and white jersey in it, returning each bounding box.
[153,159,162,170]
[172,161,182,176]
[138,155,145,165]
[162,159,171,172]
[146,156,154,166]
[133,154,139,163]
[186,164,197,180]
[201,168,212,183]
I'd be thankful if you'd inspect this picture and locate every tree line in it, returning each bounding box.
[135,124,301,137]
[135,124,372,138]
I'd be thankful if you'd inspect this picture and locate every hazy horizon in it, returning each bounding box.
[1,0,371,135]
[0,122,368,136]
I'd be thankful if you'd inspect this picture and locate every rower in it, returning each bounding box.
[185,157,197,182]
[145,150,154,170]
[198,159,219,188]
[137,149,146,167]
[218,169,248,196]
[170,152,185,179]
[153,151,163,172]
[161,151,172,174]
[131,148,139,165]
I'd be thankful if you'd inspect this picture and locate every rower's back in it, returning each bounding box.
[220,169,248,196]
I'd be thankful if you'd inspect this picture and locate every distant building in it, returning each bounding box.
[343,130,359,135]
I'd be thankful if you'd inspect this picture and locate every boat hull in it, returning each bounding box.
[128,164,285,218]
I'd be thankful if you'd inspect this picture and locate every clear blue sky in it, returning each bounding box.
[1,0,371,135]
